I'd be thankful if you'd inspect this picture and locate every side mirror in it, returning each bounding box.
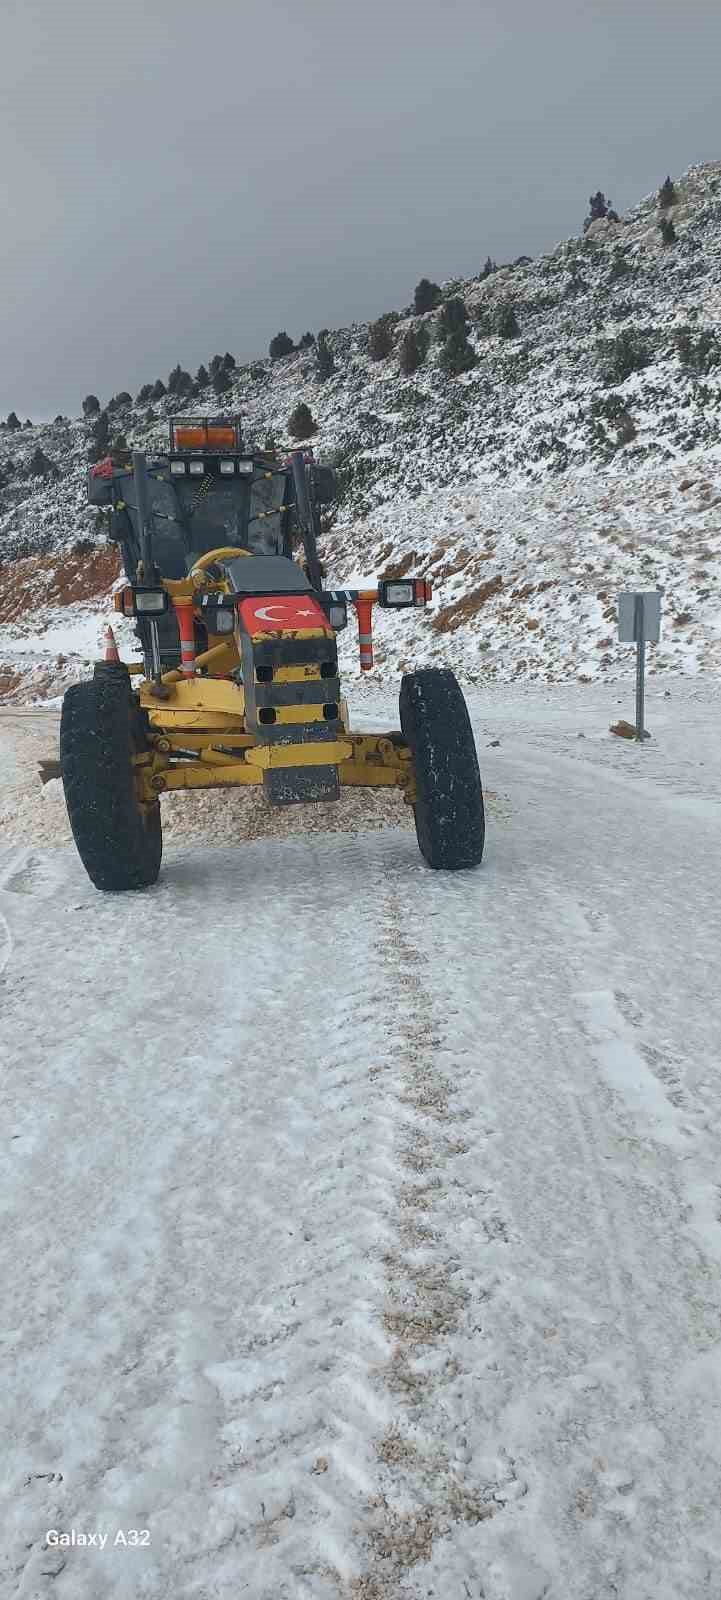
[312,464,339,504]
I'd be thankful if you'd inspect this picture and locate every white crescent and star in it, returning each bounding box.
[253,603,319,623]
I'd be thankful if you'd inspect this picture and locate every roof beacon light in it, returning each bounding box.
[171,419,240,451]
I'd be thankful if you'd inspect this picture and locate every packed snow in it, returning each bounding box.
[2,677,721,1598]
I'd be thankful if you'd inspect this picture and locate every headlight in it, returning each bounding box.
[385,581,414,606]
[170,459,187,475]
[188,459,205,476]
[134,587,169,614]
[219,459,236,475]
[236,459,254,475]
[377,577,432,608]
[211,609,235,634]
[199,595,236,634]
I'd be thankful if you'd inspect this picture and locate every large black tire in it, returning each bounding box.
[399,668,485,870]
[60,673,162,891]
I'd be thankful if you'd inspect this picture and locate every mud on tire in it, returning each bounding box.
[60,674,162,891]
[399,668,485,870]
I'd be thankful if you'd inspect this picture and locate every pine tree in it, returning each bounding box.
[600,328,650,385]
[212,364,232,397]
[299,331,316,349]
[151,379,166,400]
[288,402,317,440]
[136,383,154,404]
[658,216,676,246]
[28,447,59,478]
[439,327,477,377]
[316,333,334,380]
[584,190,611,231]
[658,175,676,209]
[87,409,110,463]
[399,325,426,376]
[368,314,396,360]
[6,411,21,430]
[110,433,130,465]
[195,364,209,389]
[414,278,442,314]
[437,296,468,340]
[269,331,295,359]
[480,256,497,279]
[82,394,100,417]
[495,302,520,339]
[168,364,193,396]
[223,352,236,369]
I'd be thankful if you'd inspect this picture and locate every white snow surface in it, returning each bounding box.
[2,677,721,1598]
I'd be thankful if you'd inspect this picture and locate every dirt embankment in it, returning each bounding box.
[0,547,121,625]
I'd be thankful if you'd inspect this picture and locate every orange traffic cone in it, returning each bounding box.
[102,624,121,663]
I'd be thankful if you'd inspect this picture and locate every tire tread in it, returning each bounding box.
[60,677,162,891]
[399,667,485,870]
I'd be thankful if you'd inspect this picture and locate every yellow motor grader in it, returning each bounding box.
[60,418,485,889]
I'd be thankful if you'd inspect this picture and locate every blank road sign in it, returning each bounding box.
[618,591,662,643]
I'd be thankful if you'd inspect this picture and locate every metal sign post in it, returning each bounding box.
[618,591,662,741]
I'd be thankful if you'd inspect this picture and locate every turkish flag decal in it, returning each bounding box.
[237,595,330,634]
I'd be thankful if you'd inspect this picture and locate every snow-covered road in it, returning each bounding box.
[2,679,721,1599]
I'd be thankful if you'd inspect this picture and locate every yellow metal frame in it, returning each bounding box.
[134,725,415,803]
[125,547,416,809]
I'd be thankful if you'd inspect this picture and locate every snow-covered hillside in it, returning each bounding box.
[1,159,720,700]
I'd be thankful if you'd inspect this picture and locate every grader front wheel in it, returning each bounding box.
[399,668,485,870]
[60,674,162,891]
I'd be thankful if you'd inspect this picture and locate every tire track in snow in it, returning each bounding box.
[346,860,524,1599]
[350,801,721,1600]
[2,834,432,1599]
[0,903,12,979]
[450,764,721,1600]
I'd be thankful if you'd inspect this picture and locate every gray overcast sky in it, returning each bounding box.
[1,0,719,418]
